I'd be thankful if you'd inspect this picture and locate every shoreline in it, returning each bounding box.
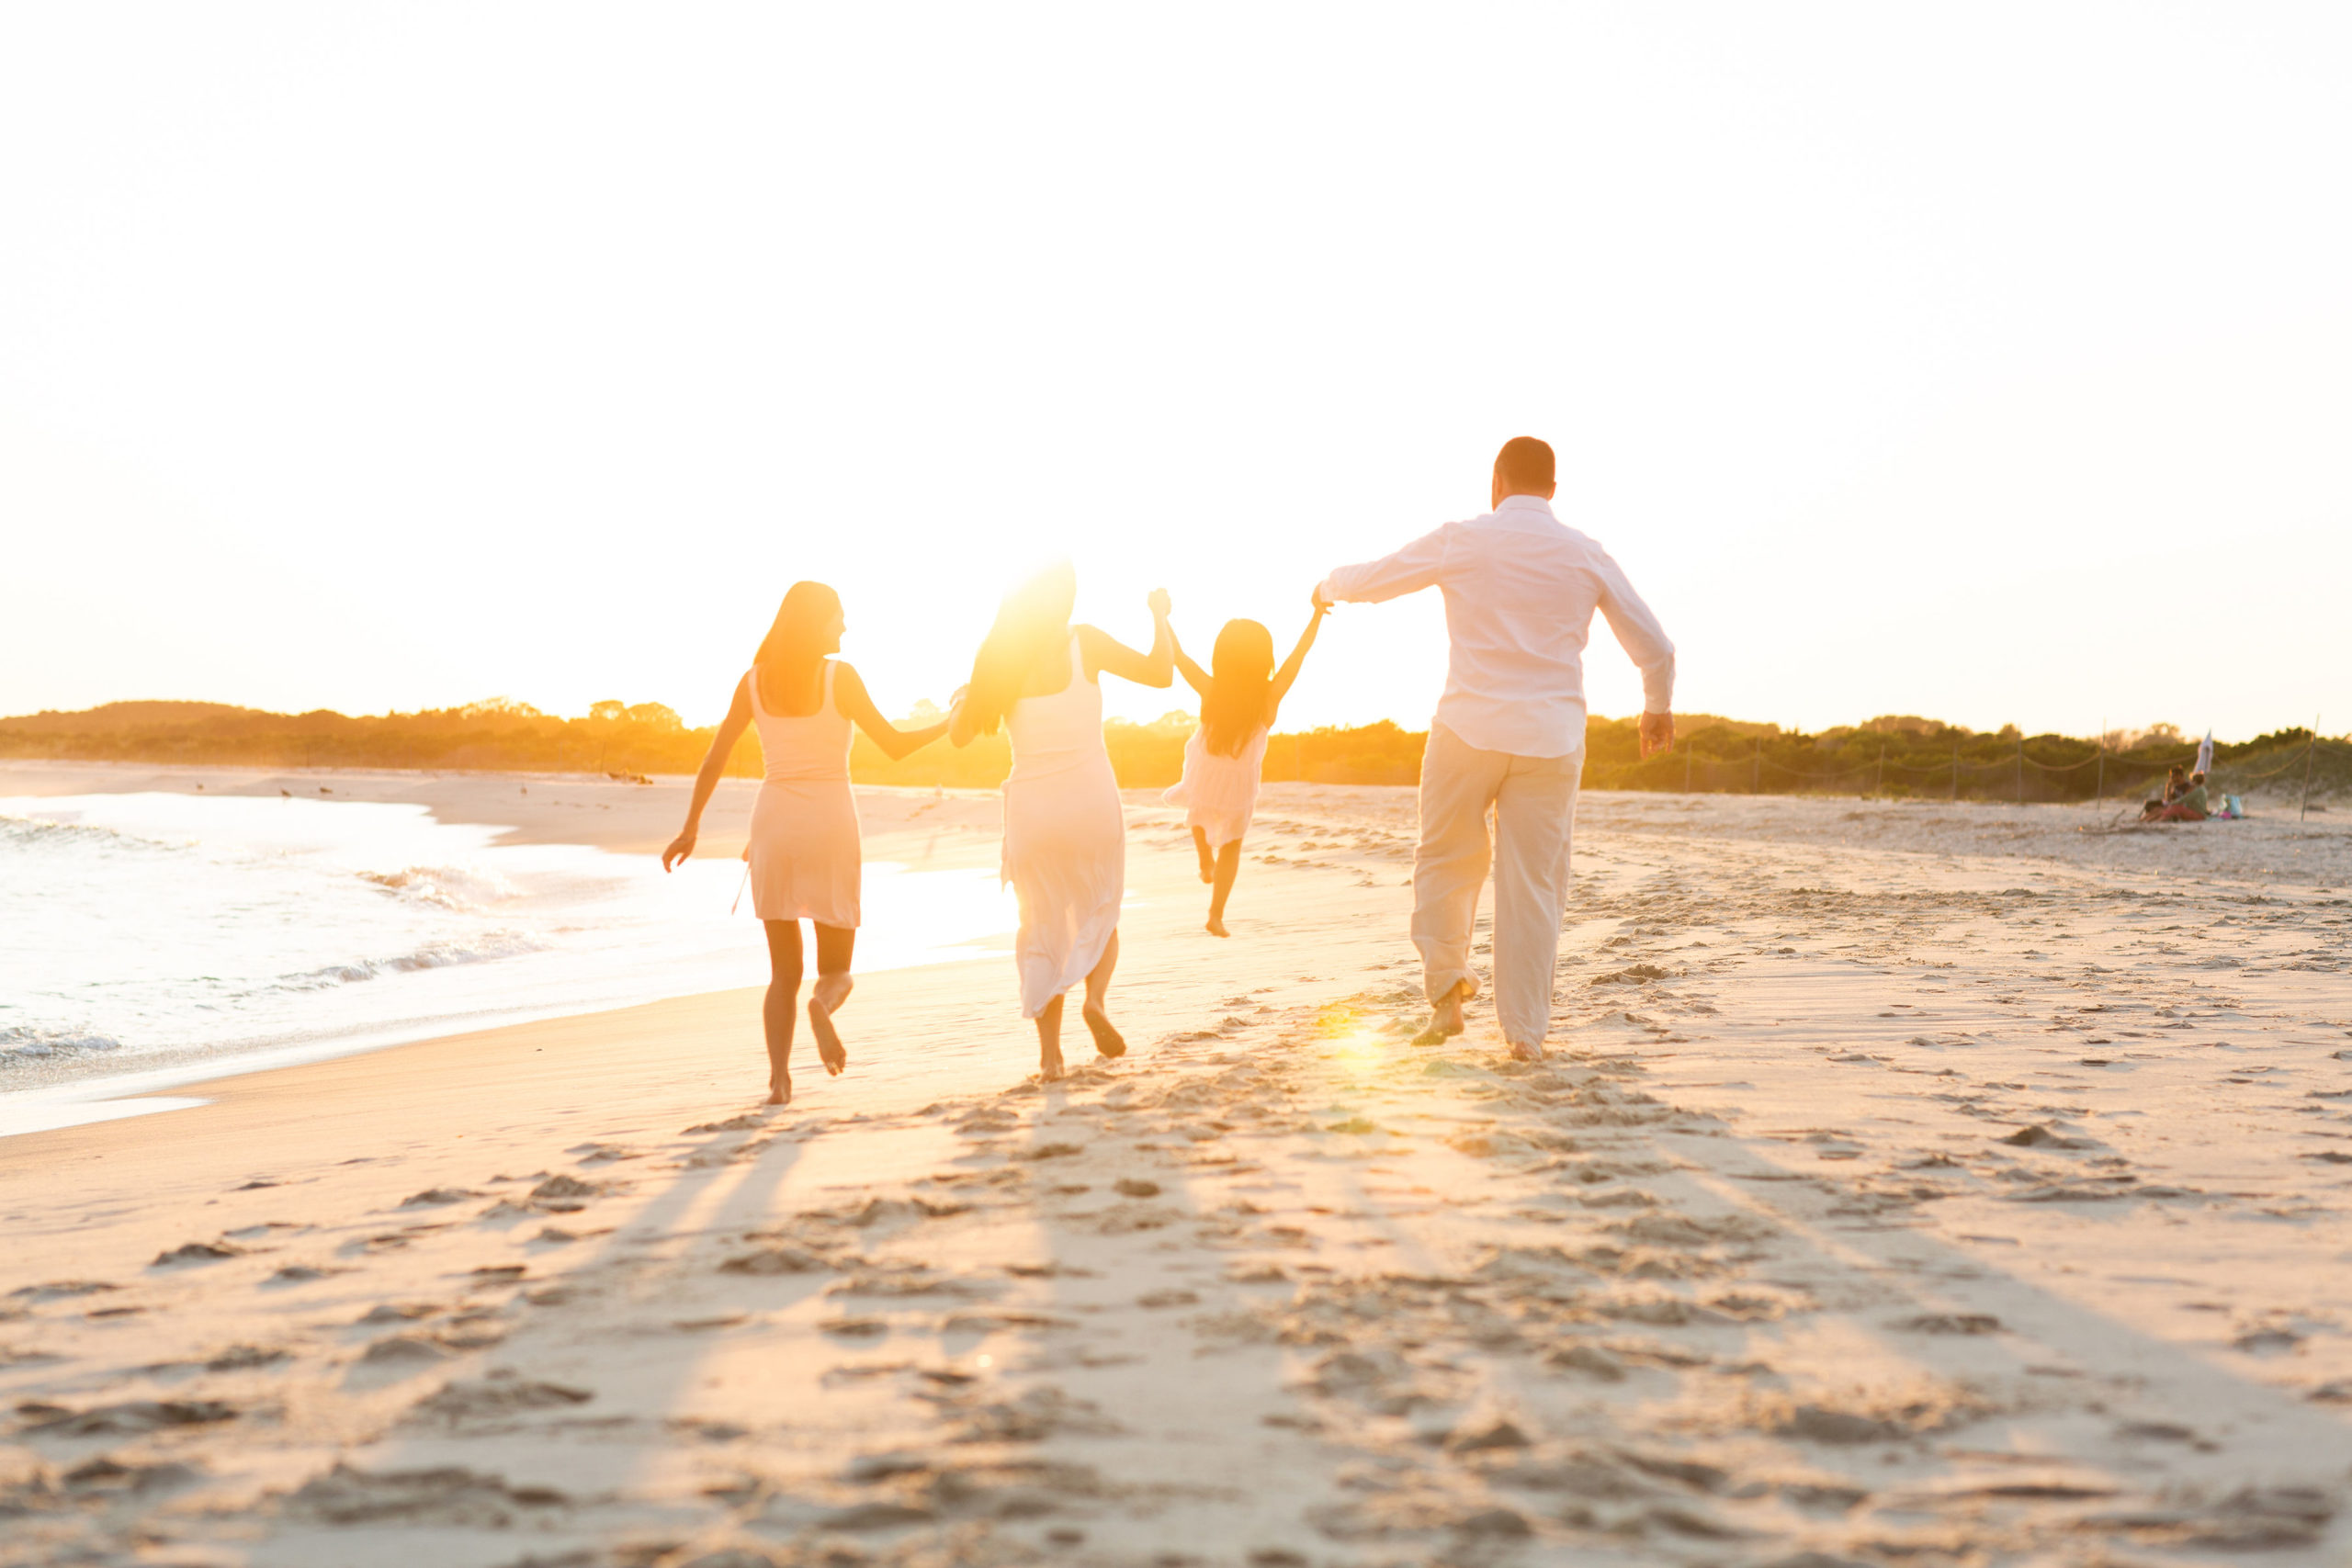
[0,761,1027,1125]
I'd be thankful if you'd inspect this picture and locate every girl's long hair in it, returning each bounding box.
[752,581,841,710]
[960,563,1078,736]
[1200,618,1276,757]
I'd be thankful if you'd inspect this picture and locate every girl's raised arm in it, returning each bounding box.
[834,664,951,761]
[1265,601,1329,722]
[1171,629,1213,699]
[663,676,755,871]
[1078,588,1174,689]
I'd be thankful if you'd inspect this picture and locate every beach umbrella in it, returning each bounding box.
[2194,729,2213,777]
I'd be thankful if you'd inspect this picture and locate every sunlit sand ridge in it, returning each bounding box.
[3,780,2348,1563]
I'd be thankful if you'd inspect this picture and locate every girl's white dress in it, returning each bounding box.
[745,661,861,928]
[1002,636,1125,1018]
[1162,721,1270,848]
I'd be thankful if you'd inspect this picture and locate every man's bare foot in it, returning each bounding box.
[1508,1040,1546,1063]
[1205,916,1228,938]
[1038,1043,1067,1082]
[1410,981,1471,1047]
[808,975,853,1076]
[1081,1004,1126,1058]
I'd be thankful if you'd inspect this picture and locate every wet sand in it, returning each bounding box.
[4,774,2350,1566]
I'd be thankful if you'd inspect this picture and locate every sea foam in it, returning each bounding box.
[0,791,1015,1108]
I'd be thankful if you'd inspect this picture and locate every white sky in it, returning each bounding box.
[4,4,2347,742]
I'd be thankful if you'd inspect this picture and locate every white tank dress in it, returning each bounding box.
[1001,636,1125,1018]
[1162,722,1271,847]
[745,661,861,928]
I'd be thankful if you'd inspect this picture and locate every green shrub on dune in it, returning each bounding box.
[1,701,2339,804]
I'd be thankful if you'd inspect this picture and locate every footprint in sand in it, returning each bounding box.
[280,1462,571,1527]
[151,1240,243,1267]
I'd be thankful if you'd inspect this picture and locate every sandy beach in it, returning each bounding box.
[5,767,2350,1566]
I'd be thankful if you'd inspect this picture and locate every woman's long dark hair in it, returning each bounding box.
[1200,618,1276,757]
[960,563,1077,736]
[752,581,841,711]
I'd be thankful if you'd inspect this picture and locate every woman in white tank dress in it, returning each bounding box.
[664,581,949,1105]
[950,566,1173,1081]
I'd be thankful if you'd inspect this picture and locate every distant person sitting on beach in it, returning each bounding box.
[662,581,951,1106]
[2143,771,2211,823]
[2137,766,2188,820]
[1163,603,1327,937]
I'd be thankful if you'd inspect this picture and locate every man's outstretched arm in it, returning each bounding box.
[1593,548,1676,757]
[1317,525,1449,607]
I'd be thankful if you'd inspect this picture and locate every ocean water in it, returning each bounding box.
[0,792,1017,1123]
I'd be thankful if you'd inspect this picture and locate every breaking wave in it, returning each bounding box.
[274,931,547,990]
[0,1027,126,1064]
[356,863,521,912]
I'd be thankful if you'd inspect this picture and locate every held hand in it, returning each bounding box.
[1639,712,1675,760]
[661,829,695,873]
[1148,587,1171,618]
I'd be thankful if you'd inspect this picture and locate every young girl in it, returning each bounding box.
[1164,600,1326,936]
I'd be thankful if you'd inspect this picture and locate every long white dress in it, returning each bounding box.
[745,661,861,928]
[1002,635,1124,1018]
[1161,721,1271,847]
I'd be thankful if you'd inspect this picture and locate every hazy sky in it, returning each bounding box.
[5,5,2347,742]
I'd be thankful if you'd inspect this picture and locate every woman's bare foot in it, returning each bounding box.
[1081,1004,1126,1058]
[1204,916,1228,938]
[1038,1043,1067,1082]
[765,1075,792,1106]
[1410,980,1471,1047]
[808,974,853,1076]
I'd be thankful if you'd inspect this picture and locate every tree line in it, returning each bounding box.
[0,699,2329,803]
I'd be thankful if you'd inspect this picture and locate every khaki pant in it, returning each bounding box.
[1412,723,1582,1046]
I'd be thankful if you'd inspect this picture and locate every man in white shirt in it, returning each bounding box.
[1316,436,1676,1060]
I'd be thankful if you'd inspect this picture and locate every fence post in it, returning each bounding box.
[1951,743,1959,801]
[1683,740,1691,795]
[1752,737,1761,795]
[2016,737,2024,803]
[2096,718,2104,809]
[1876,741,1885,798]
[2302,715,2320,822]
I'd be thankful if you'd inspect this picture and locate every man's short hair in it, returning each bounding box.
[1495,435,1555,491]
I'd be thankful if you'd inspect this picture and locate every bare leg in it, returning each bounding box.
[1205,840,1243,936]
[1190,826,1215,884]
[1035,994,1067,1081]
[1080,930,1125,1058]
[761,919,804,1103]
[806,923,856,1076]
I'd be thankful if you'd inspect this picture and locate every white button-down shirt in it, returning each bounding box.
[1318,494,1675,759]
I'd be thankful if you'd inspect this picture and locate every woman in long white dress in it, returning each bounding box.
[664,581,949,1105]
[950,565,1172,1081]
